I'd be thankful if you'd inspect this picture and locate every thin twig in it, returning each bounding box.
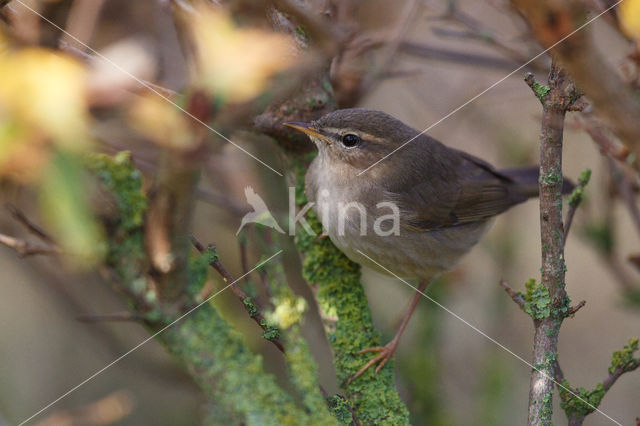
[499,279,526,309]
[0,232,60,257]
[566,300,586,317]
[564,169,591,246]
[190,235,285,353]
[5,203,55,243]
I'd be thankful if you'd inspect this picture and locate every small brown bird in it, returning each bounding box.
[284,108,571,380]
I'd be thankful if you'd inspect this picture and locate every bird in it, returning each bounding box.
[236,186,285,235]
[284,108,572,380]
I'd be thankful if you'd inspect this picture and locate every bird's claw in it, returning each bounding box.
[348,341,398,383]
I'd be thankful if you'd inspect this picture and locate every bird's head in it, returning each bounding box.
[283,108,419,171]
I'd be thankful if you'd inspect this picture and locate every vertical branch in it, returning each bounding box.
[525,63,577,425]
[145,92,211,301]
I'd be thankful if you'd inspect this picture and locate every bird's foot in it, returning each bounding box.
[349,338,399,383]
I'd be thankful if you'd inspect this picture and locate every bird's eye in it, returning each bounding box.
[341,133,360,148]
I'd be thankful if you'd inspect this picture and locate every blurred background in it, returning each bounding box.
[0,0,638,425]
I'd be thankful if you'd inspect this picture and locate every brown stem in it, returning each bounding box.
[511,0,640,174]
[499,279,526,310]
[191,236,285,353]
[145,91,211,302]
[0,232,60,257]
[525,63,577,426]
[6,203,55,243]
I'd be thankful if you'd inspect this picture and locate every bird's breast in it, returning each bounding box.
[306,159,493,279]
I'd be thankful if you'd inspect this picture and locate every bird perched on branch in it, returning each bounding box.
[285,108,572,380]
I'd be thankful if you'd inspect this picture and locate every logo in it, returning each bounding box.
[236,186,286,235]
[236,186,401,237]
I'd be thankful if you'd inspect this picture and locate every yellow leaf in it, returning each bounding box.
[0,48,89,150]
[128,94,195,150]
[188,7,296,103]
[620,0,640,42]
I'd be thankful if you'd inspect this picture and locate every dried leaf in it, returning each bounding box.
[128,94,195,149]
[188,7,296,103]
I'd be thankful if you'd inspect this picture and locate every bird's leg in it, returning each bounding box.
[350,280,428,382]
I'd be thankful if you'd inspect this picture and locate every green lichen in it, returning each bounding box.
[541,392,553,422]
[243,297,260,317]
[559,379,605,419]
[85,151,147,231]
[187,251,212,300]
[327,395,354,425]
[87,151,320,423]
[539,171,563,185]
[85,151,148,293]
[532,80,551,102]
[568,169,591,208]
[609,338,639,374]
[289,154,409,425]
[263,261,336,424]
[159,306,311,425]
[559,339,639,421]
[520,278,551,319]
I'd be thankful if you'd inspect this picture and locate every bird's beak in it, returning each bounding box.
[283,121,328,143]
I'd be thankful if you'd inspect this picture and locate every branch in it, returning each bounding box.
[525,63,578,426]
[145,91,211,302]
[6,203,55,243]
[511,0,640,174]
[0,232,60,257]
[190,236,285,353]
[499,279,526,310]
[564,169,592,245]
[86,153,314,424]
[554,339,640,425]
[285,157,409,424]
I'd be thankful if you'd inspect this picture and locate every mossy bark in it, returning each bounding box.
[288,153,410,425]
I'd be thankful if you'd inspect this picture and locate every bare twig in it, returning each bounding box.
[512,0,640,174]
[565,300,586,317]
[190,235,285,353]
[436,2,547,72]
[0,232,60,257]
[5,203,55,243]
[499,279,526,309]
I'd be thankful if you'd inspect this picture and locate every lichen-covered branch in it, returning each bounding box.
[157,304,314,425]
[525,64,577,425]
[555,338,640,425]
[262,259,336,425]
[86,152,322,425]
[145,93,211,302]
[191,236,285,353]
[287,154,409,424]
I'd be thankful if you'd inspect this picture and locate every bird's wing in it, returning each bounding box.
[389,142,529,230]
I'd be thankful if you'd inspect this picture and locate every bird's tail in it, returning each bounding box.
[500,166,575,198]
